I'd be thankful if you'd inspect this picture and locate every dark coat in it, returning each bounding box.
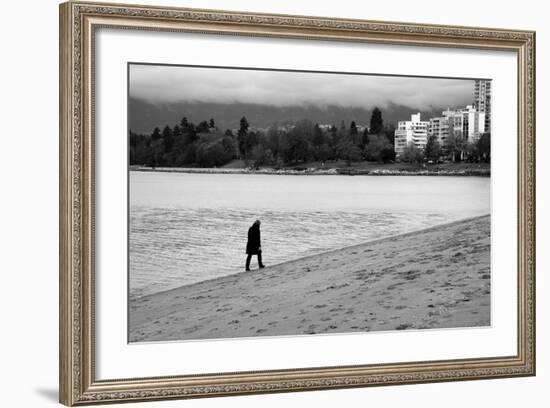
[246,224,261,254]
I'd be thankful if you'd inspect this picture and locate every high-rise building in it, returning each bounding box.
[474,79,491,133]
[428,115,451,145]
[428,105,486,145]
[394,113,429,156]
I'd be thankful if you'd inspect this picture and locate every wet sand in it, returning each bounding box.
[129,215,490,342]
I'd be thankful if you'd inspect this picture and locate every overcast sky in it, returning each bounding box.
[129,64,476,110]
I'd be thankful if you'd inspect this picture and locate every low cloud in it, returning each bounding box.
[130,64,476,111]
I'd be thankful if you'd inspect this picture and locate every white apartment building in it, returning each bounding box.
[394,113,429,156]
[428,116,451,145]
[428,105,486,145]
[461,105,486,142]
[474,79,491,133]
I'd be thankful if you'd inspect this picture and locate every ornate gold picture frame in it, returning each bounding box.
[59,1,535,405]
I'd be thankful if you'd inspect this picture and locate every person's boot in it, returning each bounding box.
[259,264,266,269]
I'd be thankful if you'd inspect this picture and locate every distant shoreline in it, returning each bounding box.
[130,165,490,177]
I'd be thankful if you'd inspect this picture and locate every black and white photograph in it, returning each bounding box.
[128,63,491,343]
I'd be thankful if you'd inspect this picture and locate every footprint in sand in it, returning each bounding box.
[184,325,201,334]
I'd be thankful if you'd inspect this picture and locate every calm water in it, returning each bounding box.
[129,172,490,299]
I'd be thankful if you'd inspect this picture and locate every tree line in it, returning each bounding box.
[129,108,397,168]
[399,132,491,165]
[129,107,490,168]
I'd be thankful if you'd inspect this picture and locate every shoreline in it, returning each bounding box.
[130,215,491,342]
[130,166,490,177]
[133,214,489,301]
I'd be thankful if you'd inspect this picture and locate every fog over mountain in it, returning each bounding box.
[129,98,450,134]
[129,64,476,134]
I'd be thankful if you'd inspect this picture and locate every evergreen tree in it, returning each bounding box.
[197,120,210,133]
[162,125,174,152]
[369,107,384,134]
[237,116,249,159]
[180,117,189,130]
[183,120,198,145]
[312,123,324,147]
[267,125,281,159]
[172,124,182,139]
[349,120,359,145]
[151,127,161,141]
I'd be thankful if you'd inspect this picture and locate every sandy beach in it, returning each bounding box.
[129,215,490,342]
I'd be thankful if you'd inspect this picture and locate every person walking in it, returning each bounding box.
[246,220,265,271]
